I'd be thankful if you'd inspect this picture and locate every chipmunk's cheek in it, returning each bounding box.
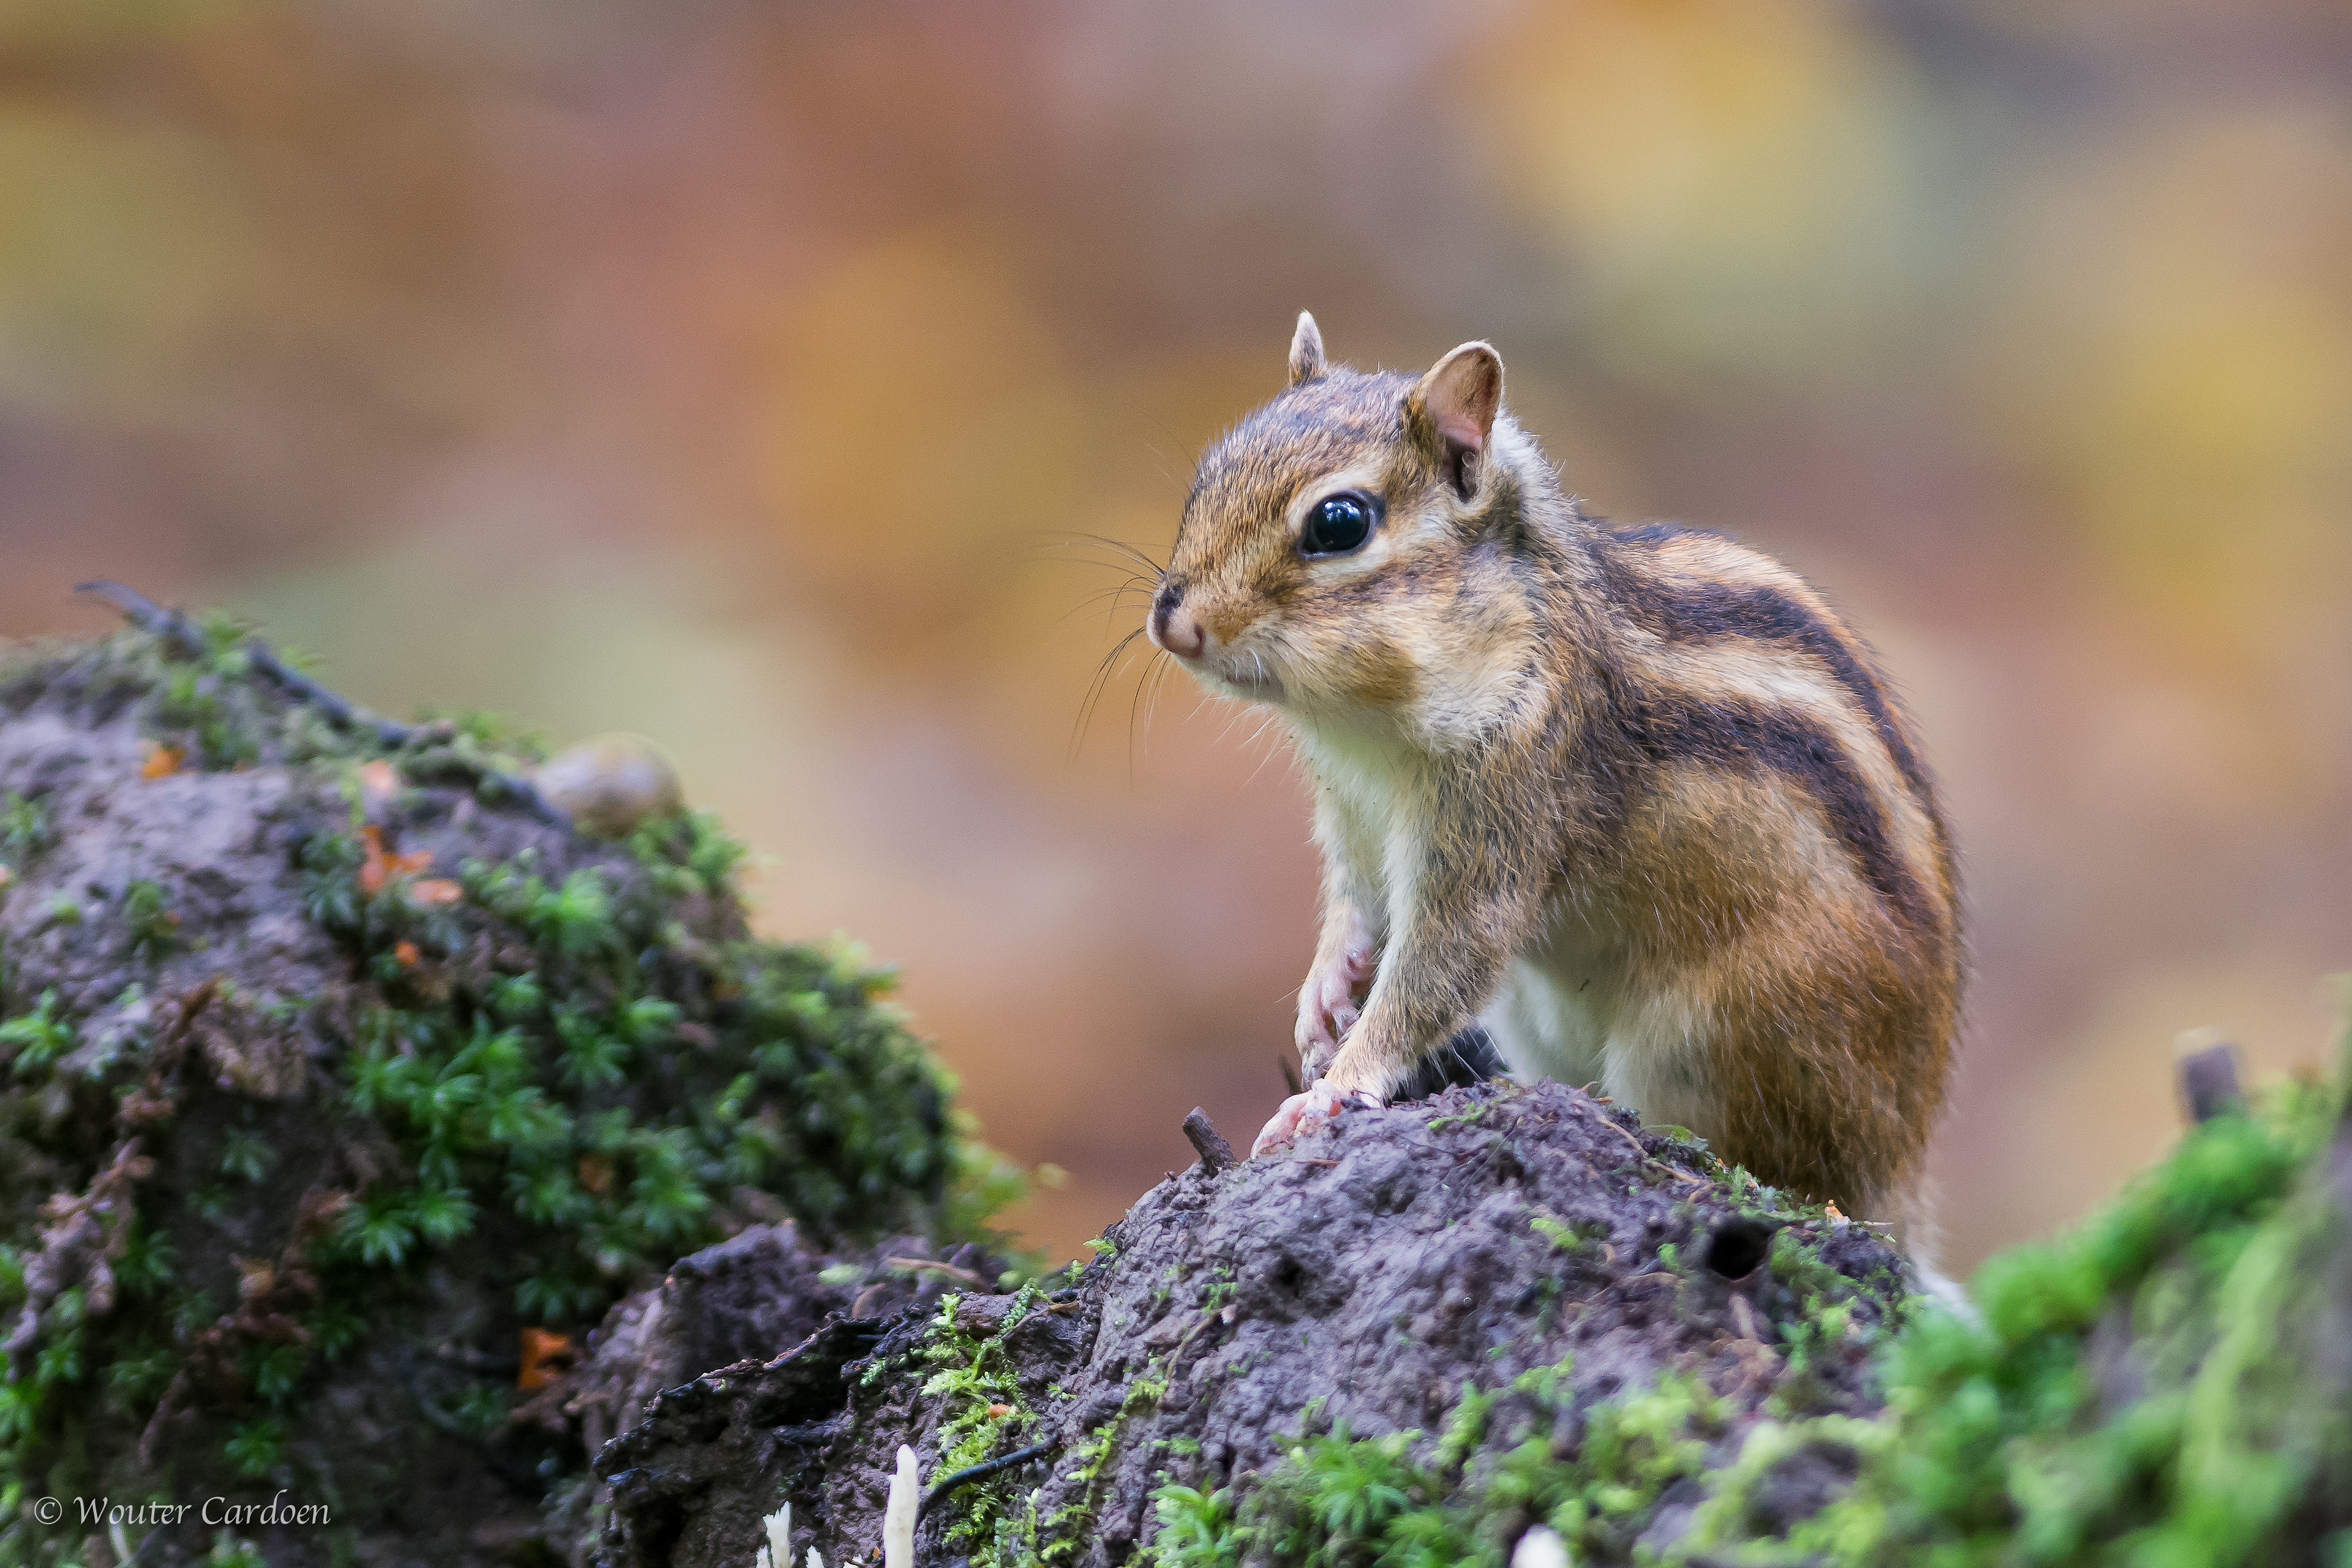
[1202,602,1264,649]
[1346,644,1419,708]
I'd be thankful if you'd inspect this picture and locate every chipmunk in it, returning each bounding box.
[1145,314,1961,1244]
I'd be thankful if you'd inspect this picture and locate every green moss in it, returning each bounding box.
[905,1287,1053,1566]
[204,1531,265,1568]
[0,991,74,1073]
[300,845,989,1316]
[1684,1030,2351,1567]
[122,878,179,959]
[1042,1356,1168,1563]
[1145,1355,1729,1567]
[0,792,50,862]
[1200,1265,1238,1314]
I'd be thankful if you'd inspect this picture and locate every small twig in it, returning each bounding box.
[918,1439,1058,1521]
[75,579,570,827]
[1596,1117,1651,1161]
[1182,1107,1238,1174]
[1589,1113,1711,1186]
[80,579,413,748]
[884,1257,988,1288]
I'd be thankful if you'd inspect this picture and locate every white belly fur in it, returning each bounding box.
[1480,896,1723,1140]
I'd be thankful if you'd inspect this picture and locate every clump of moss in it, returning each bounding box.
[1147,1352,1740,1564]
[0,619,1020,1565]
[1040,1354,1169,1562]
[1684,1023,2352,1566]
[907,1287,1055,1565]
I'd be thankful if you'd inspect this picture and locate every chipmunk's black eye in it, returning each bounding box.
[1301,491,1380,557]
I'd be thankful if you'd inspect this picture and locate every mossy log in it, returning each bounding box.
[592,1082,1909,1567]
[0,619,1014,1567]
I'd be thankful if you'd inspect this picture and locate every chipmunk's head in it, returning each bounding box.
[1149,312,1517,715]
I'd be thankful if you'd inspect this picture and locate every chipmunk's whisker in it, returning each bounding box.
[1136,649,1180,747]
[1038,532,1167,582]
[1071,625,1150,764]
[1125,646,1173,776]
[1055,578,1158,630]
[1240,707,1292,786]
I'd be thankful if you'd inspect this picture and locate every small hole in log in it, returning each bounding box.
[1703,1218,1775,1280]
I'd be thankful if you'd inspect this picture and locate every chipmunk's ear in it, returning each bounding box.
[1408,342,1504,499]
[1287,311,1327,386]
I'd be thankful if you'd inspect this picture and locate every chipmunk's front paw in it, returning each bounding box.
[1296,1035,1339,1084]
[1294,943,1375,1064]
[1251,1080,1380,1158]
[1296,967,1363,1060]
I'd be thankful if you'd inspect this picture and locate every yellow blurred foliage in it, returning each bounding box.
[1995,112,2352,643]
[1471,0,1915,377]
[755,230,1088,646]
[0,106,252,407]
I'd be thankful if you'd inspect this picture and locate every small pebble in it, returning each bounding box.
[537,734,684,838]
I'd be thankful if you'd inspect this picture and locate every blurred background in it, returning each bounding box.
[0,0,2345,1273]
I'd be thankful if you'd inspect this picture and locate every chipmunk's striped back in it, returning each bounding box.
[1493,521,1961,1227]
[1585,522,1953,948]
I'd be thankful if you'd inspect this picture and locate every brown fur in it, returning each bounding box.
[1150,317,1961,1241]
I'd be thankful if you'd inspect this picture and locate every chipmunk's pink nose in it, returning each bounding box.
[1150,587,1207,660]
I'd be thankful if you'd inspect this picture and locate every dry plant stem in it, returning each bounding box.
[74,578,571,827]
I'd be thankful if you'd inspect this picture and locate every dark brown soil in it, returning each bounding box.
[594,1082,1910,1567]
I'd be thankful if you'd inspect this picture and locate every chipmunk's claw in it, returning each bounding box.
[1251,1080,1381,1158]
[1295,944,1374,1068]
